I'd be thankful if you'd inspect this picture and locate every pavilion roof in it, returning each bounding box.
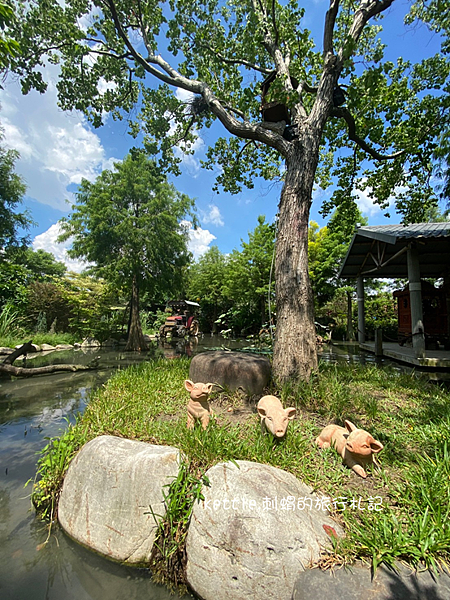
[339,222,450,279]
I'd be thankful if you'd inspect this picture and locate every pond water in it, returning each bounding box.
[0,336,263,600]
[0,336,441,600]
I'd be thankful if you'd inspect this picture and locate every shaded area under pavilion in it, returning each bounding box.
[338,222,450,369]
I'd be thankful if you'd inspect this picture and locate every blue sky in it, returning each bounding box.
[0,0,446,272]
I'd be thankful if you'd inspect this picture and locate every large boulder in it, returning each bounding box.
[292,561,450,600]
[58,435,180,564]
[189,351,271,395]
[41,343,56,352]
[186,460,340,600]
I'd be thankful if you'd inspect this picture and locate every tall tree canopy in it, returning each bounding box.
[59,152,195,350]
[224,215,276,332]
[405,0,450,204]
[9,0,450,380]
[188,245,228,332]
[0,137,31,252]
[0,1,20,68]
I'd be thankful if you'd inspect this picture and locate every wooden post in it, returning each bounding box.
[407,243,425,358]
[375,327,383,357]
[357,276,365,344]
[444,270,450,340]
[346,290,355,341]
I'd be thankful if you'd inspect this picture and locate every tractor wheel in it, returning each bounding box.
[189,320,199,336]
[159,325,170,338]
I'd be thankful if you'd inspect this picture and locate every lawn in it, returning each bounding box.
[32,357,450,575]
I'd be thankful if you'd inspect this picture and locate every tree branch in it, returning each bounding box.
[323,0,340,56]
[311,0,395,132]
[332,107,405,160]
[102,0,199,92]
[337,0,395,65]
[194,41,272,74]
[3,341,35,364]
[271,0,279,46]
[101,0,290,155]
[0,363,93,377]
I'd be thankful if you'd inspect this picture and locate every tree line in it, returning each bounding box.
[0,135,403,347]
[1,0,450,381]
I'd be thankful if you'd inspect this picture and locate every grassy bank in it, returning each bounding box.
[0,332,79,349]
[32,357,450,573]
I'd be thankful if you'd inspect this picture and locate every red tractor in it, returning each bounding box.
[159,300,200,338]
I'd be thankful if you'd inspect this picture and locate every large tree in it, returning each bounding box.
[0,138,31,252]
[9,0,449,380]
[59,152,195,350]
[188,245,229,332]
[224,215,276,333]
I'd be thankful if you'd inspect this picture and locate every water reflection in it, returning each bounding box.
[0,345,194,600]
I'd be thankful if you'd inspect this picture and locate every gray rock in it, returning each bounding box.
[0,347,13,355]
[55,344,74,350]
[41,343,56,351]
[189,351,271,395]
[186,460,340,600]
[292,561,450,600]
[81,337,101,348]
[58,435,180,564]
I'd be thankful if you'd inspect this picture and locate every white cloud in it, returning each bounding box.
[0,65,120,211]
[352,184,398,218]
[32,224,91,274]
[176,88,195,103]
[201,204,224,227]
[182,221,216,259]
[37,220,216,271]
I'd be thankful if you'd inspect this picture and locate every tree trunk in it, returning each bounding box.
[272,136,319,383]
[125,274,148,351]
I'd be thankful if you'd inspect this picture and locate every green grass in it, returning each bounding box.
[149,460,209,592]
[0,304,26,342]
[0,331,79,348]
[32,358,450,574]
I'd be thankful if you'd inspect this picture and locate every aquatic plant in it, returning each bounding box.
[149,460,208,592]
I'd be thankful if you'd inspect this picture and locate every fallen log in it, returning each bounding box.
[3,341,36,365]
[0,363,92,377]
[1,341,100,378]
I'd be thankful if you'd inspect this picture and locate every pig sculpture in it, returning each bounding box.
[257,395,296,438]
[185,380,214,430]
[315,420,384,478]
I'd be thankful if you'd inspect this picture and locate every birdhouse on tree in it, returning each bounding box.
[260,71,299,124]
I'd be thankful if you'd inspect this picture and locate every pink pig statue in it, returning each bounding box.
[185,380,214,430]
[315,420,384,478]
[257,395,296,438]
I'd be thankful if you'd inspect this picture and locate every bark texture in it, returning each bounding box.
[272,135,320,382]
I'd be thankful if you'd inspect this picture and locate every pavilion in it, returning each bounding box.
[339,222,450,368]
